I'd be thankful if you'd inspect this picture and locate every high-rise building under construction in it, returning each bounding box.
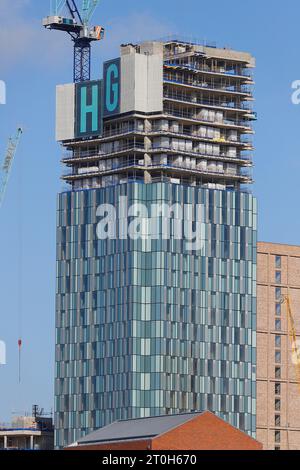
[55,39,257,448]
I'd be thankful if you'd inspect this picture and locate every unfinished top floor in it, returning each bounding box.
[121,39,255,77]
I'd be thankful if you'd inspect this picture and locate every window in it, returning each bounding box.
[192,393,197,410]
[275,335,281,348]
[275,446,281,451]
[275,383,281,395]
[92,292,97,309]
[275,399,281,411]
[275,367,281,379]
[275,351,281,364]
[166,304,171,319]
[275,256,282,269]
[275,319,281,331]
[275,303,281,317]
[208,258,214,278]
[275,287,281,300]
[275,415,281,427]
[275,431,281,443]
[275,271,281,284]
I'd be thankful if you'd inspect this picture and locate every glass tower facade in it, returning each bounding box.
[54,39,257,448]
[55,182,257,447]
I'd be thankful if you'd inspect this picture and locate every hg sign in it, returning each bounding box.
[75,58,120,138]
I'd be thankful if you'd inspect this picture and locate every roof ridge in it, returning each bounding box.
[76,411,206,445]
[112,410,204,424]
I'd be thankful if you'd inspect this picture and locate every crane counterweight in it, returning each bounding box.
[43,1,104,83]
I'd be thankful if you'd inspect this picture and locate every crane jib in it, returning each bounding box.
[51,0,100,25]
[44,0,104,83]
[0,128,23,209]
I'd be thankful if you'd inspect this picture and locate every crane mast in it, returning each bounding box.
[0,128,23,209]
[43,1,104,83]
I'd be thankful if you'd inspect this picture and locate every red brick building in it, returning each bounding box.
[257,242,300,450]
[67,411,262,451]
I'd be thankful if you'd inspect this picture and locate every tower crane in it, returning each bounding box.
[0,128,23,209]
[43,1,105,83]
[0,127,23,382]
[280,294,300,449]
[281,295,300,392]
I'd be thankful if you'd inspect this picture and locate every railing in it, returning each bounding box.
[150,128,253,146]
[65,124,253,158]
[223,118,252,128]
[63,144,252,163]
[100,127,144,139]
[67,128,146,144]
[63,144,146,161]
[64,141,252,160]
[164,60,253,78]
[63,159,145,177]
[164,92,252,111]
[64,177,253,194]
[163,76,252,95]
[150,163,252,179]
[157,35,217,48]
[164,108,253,129]
[151,145,252,161]
[240,136,253,144]
[0,422,52,431]
[65,127,253,151]
[240,169,253,177]
[63,149,103,159]
[63,159,252,180]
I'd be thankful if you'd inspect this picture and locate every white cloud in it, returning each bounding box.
[0,0,69,71]
[0,0,29,15]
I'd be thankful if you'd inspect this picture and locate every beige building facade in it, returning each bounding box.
[0,414,53,450]
[257,242,300,449]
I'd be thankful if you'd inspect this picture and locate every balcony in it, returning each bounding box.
[151,145,252,163]
[99,127,144,140]
[164,91,252,113]
[62,159,144,179]
[62,158,252,184]
[62,143,146,163]
[164,61,253,79]
[163,76,252,97]
[164,108,253,131]
[62,143,252,167]
[150,129,253,148]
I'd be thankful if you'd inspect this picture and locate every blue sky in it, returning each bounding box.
[0,0,300,422]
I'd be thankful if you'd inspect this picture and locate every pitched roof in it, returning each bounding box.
[76,412,204,445]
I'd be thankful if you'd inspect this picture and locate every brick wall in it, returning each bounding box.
[257,242,300,450]
[152,412,262,450]
[68,412,262,451]
[66,439,151,451]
